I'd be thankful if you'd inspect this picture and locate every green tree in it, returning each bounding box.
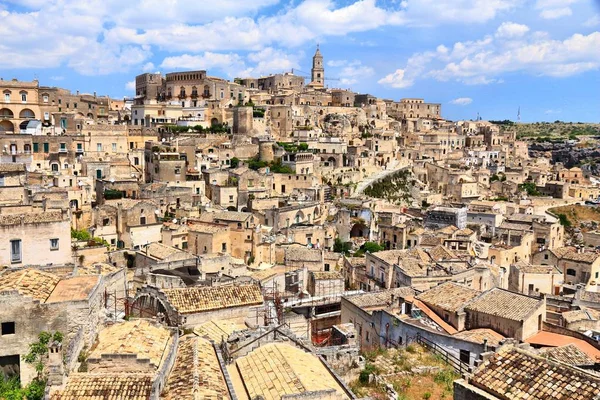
[24,331,63,379]
[230,157,240,168]
[333,238,352,255]
[519,182,541,196]
[557,213,572,227]
[298,143,309,151]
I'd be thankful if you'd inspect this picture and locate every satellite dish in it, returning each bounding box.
[154,209,160,215]
[172,218,177,223]
[110,178,115,183]
[161,138,166,142]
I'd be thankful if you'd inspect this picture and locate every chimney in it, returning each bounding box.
[47,341,64,386]
[94,91,97,98]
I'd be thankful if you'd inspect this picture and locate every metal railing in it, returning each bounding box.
[414,333,471,375]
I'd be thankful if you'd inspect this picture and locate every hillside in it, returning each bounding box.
[494,121,600,140]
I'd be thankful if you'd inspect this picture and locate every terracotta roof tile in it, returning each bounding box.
[50,373,153,400]
[470,346,600,399]
[465,288,543,321]
[89,320,173,370]
[0,268,60,301]
[416,282,480,313]
[164,336,230,399]
[235,342,349,400]
[162,284,263,314]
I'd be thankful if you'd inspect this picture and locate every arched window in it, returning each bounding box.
[19,109,35,119]
[19,91,27,102]
[0,108,13,118]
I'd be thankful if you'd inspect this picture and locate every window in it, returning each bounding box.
[140,216,146,225]
[182,242,188,250]
[43,112,50,120]
[103,218,110,226]
[43,143,49,153]
[77,143,83,153]
[3,93,9,102]
[33,143,39,153]
[50,238,59,251]
[97,143,102,152]
[222,243,227,252]
[59,143,67,152]
[10,239,21,263]
[459,349,470,364]
[1,322,15,335]
[111,143,117,152]
[134,157,139,166]
[43,94,49,103]
[566,268,576,277]
[20,92,27,102]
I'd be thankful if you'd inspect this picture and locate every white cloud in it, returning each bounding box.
[496,22,529,38]
[160,52,245,77]
[378,69,414,88]
[544,108,561,114]
[327,60,349,67]
[337,61,374,86]
[125,80,135,91]
[142,62,155,72]
[380,25,600,88]
[584,15,600,27]
[450,97,473,105]
[540,7,572,19]
[535,0,578,19]
[0,0,534,76]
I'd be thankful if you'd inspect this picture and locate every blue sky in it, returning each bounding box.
[0,0,599,122]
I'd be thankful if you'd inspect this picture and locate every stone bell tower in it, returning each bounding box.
[310,45,325,89]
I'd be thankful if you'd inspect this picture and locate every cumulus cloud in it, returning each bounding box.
[379,23,600,88]
[535,0,578,19]
[450,97,473,105]
[378,69,414,88]
[0,0,532,75]
[540,7,572,19]
[496,22,529,38]
[125,80,136,91]
[584,15,600,27]
[337,61,374,86]
[160,52,245,77]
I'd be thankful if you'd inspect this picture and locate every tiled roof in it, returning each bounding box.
[311,271,343,280]
[0,268,60,301]
[162,284,263,314]
[427,245,457,261]
[285,246,322,262]
[194,320,247,343]
[540,344,596,366]
[235,342,349,400]
[143,242,190,260]
[453,329,505,347]
[164,336,230,400]
[89,320,172,370]
[561,250,600,264]
[469,346,600,399]
[345,257,366,267]
[0,210,65,226]
[525,331,600,361]
[78,263,123,276]
[0,163,25,172]
[50,373,153,400]
[512,263,561,274]
[548,246,576,259]
[419,235,444,247]
[465,288,543,321]
[436,225,459,235]
[344,287,415,313]
[46,275,100,303]
[562,308,600,324]
[416,282,480,313]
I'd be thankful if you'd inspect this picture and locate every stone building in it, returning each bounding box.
[0,210,71,267]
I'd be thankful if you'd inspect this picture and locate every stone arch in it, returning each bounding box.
[350,223,369,238]
[0,108,13,119]
[0,120,14,132]
[130,292,176,326]
[327,156,337,168]
[19,109,35,119]
[294,210,305,224]
[211,117,219,126]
